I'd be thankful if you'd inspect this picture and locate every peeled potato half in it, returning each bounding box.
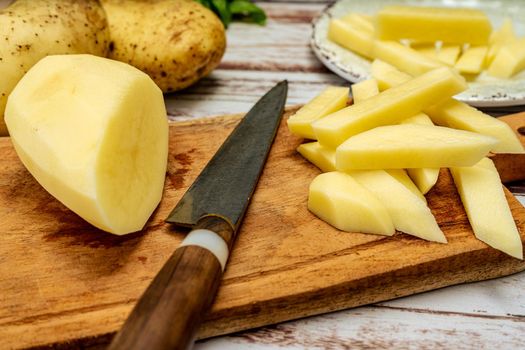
[5,54,169,235]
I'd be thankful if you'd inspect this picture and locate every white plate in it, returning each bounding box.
[311,0,525,107]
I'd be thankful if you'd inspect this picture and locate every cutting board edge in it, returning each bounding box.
[167,105,303,128]
[17,245,524,349]
[197,247,525,340]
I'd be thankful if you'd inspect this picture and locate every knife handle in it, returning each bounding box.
[108,216,234,350]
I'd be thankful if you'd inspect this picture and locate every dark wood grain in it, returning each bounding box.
[1,109,525,349]
[108,216,233,350]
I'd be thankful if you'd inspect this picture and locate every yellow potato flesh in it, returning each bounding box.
[313,67,467,148]
[370,59,411,91]
[308,172,395,235]
[297,142,336,172]
[412,43,438,59]
[372,60,524,154]
[455,46,488,74]
[400,114,440,195]
[340,13,375,32]
[328,19,374,58]
[386,169,426,203]
[5,55,168,235]
[450,158,523,259]
[372,40,443,77]
[349,79,437,197]
[487,18,516,65]
[351,79,379,103]
[0,0,109,136]
[437,45,461,66]
[349,170,445,243]
[336,124,497,170]
[426,99,524,154]
[376,5,492,45]
[287,86,349,139]
[487,38,525,78]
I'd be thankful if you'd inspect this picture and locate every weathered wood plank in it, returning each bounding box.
[219,3,326,70]
[197,302,525,349]
[378,270,525,317]
[165,70,346,120]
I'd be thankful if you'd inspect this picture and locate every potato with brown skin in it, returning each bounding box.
[0,0,109,135]
[101,0,226,92]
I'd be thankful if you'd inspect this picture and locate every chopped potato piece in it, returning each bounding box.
[350,82,439,196]
[490,18,516,45]
[401,113,433,125]
[308,171,395,235]
[297,142,336,172]
[407,167,440,195]
[372,40,443,76]
[370,59,412,91]
[487,18,517,65]
[376,5,492,45]
[351,79,379,103]
[328,19,374,58]
[336,124,498,170]
[386,169,427,203]
[455,46,488,74]
[437,45,461,66]
[372,60,524,153]
[487,38,525,78]
[426,99,525,154]
[450,158,523,259]
[400,113,440,194]
[349,170,446,243]
[412,43,438,59]
[340,13,374,32]
[313,67,466,148]
[287,86,349,139]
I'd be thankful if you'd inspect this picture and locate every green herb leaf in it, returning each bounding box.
[210,0,232,27]
[229,0,266,25]
[195,0,267,28]
[195,0,212,9]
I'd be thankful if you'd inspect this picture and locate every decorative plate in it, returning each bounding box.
[311,0,525,107]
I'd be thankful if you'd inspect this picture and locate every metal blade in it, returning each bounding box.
[166,81,288,230]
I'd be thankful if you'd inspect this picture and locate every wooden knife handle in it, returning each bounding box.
[108,216,234,350]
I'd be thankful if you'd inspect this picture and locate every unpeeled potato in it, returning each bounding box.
[101,0,227,92]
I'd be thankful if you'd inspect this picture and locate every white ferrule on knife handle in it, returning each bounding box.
[108,216,234,350]
[180,228,229,271]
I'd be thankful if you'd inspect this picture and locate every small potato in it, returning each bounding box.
[101,0,226,92]
[0,0,109,135]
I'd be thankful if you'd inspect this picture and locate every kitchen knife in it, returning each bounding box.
[108,80,288,350]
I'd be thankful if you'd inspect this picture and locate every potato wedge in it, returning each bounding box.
[450,158,523,259]
[336,124,497,170]
[308,172,395,235]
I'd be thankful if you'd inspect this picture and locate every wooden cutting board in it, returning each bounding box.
[1,109,525,349]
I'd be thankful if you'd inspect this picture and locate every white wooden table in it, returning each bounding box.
[162,1,525,349]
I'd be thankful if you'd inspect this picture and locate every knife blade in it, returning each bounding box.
[109,80,288,350]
